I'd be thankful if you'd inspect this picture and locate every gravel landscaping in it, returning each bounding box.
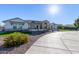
[0,32,49,54]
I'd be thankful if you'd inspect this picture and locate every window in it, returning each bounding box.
[44,23,47,29]
[13,26,17,30]
[22,23,24,25]
[19,26,22,30]
[40,24,42,29]
[36,25,39,29]
[11,23,13,25]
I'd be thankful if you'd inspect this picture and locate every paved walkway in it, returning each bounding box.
[26,31,79,54]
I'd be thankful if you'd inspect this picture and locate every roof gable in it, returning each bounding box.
[3,17,25,23]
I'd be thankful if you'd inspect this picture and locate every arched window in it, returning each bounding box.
[44,23,47,29]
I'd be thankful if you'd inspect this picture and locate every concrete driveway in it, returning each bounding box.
[26,31,79,54]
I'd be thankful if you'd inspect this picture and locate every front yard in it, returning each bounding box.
[0,31,31,36]
[59,29,74,32]
[0,31,46,54]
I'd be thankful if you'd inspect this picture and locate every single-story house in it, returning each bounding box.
[2,17,53,32]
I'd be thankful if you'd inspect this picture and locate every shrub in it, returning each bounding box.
[3,32,29,48]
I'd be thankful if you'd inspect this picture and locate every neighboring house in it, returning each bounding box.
[3,17,52,31]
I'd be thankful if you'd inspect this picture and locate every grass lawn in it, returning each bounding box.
[59,29,73,32]
[0,32,31,36]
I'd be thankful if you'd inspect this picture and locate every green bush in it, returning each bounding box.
[3,32,29,48]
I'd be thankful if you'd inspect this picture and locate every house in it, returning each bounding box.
[2,17,52,32]
[0,22,5,31]
[3,18,28,31]
[0,26,4,31]
[50,23,58,31]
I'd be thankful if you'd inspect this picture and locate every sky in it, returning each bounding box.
[0,4,79,25]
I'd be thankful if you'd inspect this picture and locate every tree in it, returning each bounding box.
[58,24,64,29]
[74,17,79,28]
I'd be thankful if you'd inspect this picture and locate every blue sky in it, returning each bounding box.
[0,4,79,24]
